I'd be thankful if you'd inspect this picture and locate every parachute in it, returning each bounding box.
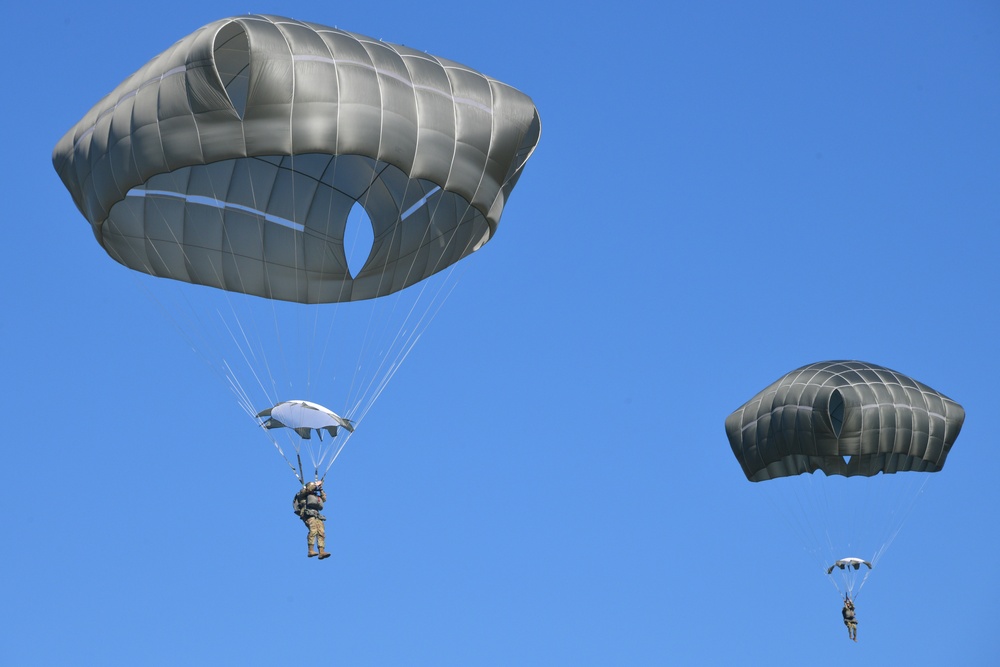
[53,15,541,481]
[827,558,873,602]
[257,401,355,440]
[726,360,965,482]
[826,558,872,575]
[52,14,540,303]
[257,400,355,482]
[725,361,964,598]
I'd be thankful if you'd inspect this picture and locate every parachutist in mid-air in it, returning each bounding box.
[293,480,330,559]
[842,596,858,642]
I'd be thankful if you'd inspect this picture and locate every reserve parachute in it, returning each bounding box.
[53,15,541,481]
[258,401,355,440]
[725,361,964,598]
[826,558,872,576]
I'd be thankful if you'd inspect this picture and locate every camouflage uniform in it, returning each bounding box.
[842,599,857,641]
[293,482,330,559]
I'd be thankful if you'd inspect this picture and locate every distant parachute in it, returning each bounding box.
[726,360,965,482]
[53,15,540,482]
[725,361,965,599]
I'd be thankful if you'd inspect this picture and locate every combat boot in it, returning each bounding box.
[318,548,331,560]
[308,548,319,557]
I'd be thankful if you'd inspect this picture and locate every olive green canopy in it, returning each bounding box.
[726,361,965,482]
[53,15,540,303]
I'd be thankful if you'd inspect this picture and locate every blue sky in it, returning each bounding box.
[4,1,998,665]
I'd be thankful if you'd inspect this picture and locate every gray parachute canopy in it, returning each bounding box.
[257,400,355,440]
[726,361,965,482]
[53,15,541,303]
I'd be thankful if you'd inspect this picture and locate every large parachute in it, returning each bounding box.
[725,361,965,599]
[53,15,541,481]
[52,14,541,304]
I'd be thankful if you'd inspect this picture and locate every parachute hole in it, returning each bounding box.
[214,22,250,118]
[829,388,845,437]
[345,202,375,280]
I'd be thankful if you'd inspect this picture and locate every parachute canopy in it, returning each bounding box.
[826,558,872,575]
[257,400,355,440]
[53,14,541,304]
[726,361,965,482]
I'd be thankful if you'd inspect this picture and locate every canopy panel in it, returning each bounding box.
[726,361,965,482]
[53,14,541,303]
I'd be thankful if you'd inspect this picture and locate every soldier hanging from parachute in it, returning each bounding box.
[294,480,331,559]
[52,14,541,558]
[726,360,965,638]
[259,401,353,560]
[842,596,858,642]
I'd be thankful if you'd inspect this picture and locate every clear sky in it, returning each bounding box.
[4,1,998,665]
